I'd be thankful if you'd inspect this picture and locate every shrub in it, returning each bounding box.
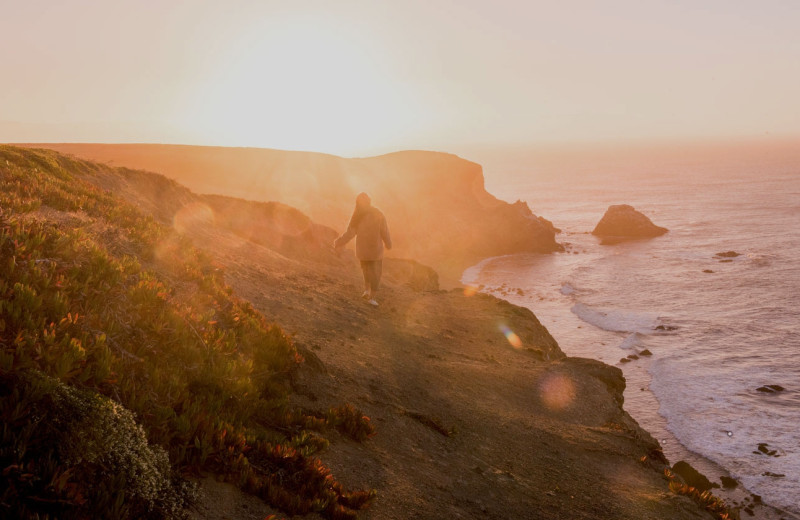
[0,370,196,519]
[327,404,377,442]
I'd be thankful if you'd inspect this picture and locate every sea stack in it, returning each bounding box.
[592,204,668,241]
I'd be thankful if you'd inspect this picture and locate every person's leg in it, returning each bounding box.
[362,261,381,305]
[371,260,383,295]
[360,261,370,298]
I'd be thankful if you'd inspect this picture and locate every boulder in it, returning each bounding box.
[672,461,715,492]
[560,357,627,405]
[592,205,667,241]
[384,258,439,292]
[755,443,779,457]
[756,384,785,393]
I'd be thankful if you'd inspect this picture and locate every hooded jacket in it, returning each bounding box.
[334,206,392,261]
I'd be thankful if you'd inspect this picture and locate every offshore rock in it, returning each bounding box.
[756,384,785,393]
[592,204,668,241]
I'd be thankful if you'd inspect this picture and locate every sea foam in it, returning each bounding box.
[619,332,642,350]
[570,303,660,335]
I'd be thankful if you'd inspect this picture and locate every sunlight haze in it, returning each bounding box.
[3,2,800,518]
[2,0,799,155]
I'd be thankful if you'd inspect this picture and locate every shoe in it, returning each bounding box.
[367,299,379,306]
[361,291,370,299]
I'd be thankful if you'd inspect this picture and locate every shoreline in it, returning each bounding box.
[461,254,798,520]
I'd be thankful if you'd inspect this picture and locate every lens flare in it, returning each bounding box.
[153,234,181,264]
[539,373,576,411]
[499,324,522,348]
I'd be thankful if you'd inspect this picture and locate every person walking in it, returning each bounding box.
[334,192,392,306]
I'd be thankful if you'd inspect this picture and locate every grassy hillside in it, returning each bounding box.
[0,146,375,519]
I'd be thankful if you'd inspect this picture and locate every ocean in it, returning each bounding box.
[462,141,800,517]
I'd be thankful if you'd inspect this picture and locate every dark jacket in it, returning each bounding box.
[334,206,392,261]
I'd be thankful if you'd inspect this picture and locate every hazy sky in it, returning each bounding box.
[2,0,799,155]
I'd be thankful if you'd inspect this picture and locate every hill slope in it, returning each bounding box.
[15,143,562,282]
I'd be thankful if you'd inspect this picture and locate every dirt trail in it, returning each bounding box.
[187,223,712,520]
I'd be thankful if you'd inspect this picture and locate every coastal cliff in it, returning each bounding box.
[0,146,717,519]
[15,144,562,282]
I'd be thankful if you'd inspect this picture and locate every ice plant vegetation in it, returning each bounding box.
[664,468,733,520]
[0,146,375,519]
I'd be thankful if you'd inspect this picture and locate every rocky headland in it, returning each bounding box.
[1,145,726,519]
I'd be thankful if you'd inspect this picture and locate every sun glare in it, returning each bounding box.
[178,15,423,154]
[463,285,478,297]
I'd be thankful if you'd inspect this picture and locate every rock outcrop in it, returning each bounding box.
[672,461,715,492]
[756,384,785,393]
[592,204,667,241]
[384,258,440,292]
[202,194,338,261]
